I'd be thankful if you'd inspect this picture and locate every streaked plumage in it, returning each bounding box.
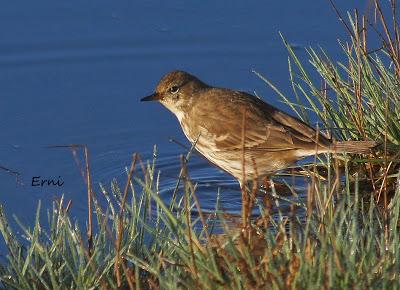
[141,70,376,184]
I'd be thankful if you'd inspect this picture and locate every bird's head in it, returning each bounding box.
[141,70,207,117]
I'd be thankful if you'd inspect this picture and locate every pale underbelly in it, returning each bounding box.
[194,140,293,181]
[179,119,295,180]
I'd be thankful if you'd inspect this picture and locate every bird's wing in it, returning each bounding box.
[195,89,331,152]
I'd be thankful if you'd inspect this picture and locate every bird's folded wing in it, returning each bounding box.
[210,111,329,153]
[212,121,319,152]
[196,89,331,152]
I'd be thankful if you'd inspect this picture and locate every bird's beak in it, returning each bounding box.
[141,93,162,102]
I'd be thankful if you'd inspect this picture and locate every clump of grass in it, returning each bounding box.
[1,1,400,289]
[0,144,400,289]
[255,0,400,202]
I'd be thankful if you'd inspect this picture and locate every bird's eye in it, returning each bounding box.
[169,86,179,94]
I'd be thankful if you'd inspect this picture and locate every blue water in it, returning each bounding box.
[0,1,371,233]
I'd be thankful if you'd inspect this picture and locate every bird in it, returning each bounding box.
[141,70,376,187]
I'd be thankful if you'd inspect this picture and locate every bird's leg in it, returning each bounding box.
[249,179,258,214]
[239,180,250,232]
[240,179,259,234]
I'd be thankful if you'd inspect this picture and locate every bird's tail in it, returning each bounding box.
[331,140,378,154]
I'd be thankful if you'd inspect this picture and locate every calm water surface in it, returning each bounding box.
[0,1,370,230]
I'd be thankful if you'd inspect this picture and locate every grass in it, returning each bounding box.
[1,147,399,289]
[1,1,400,289]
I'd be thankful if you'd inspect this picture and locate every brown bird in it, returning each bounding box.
[141,70,376,187]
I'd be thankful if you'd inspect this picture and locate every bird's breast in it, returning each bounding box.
[179,115,203,144]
